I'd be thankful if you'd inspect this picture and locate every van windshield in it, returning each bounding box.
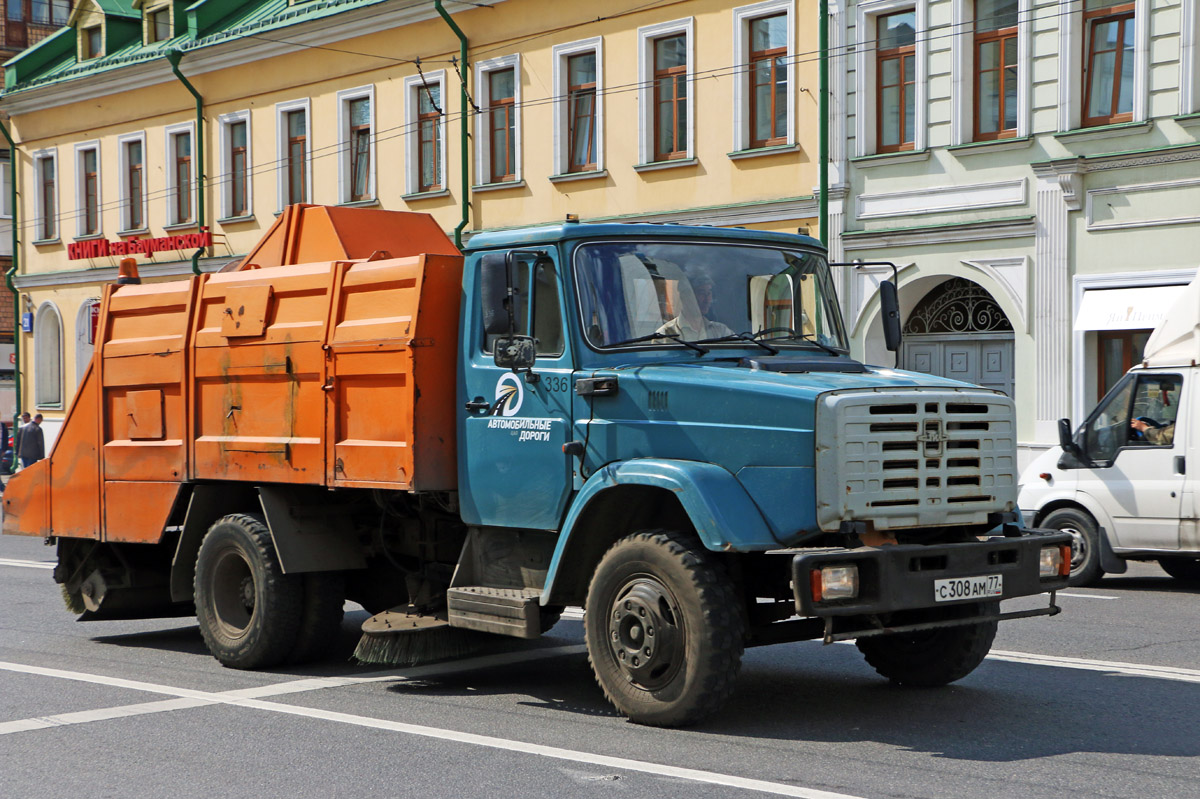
[574,241,848,352]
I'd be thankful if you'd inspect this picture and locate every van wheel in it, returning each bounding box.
[857,602,999,686]
[1040,508,1104,586]
[1158,556,1200,583]
[584,529,744,727]
[194,514,302,669]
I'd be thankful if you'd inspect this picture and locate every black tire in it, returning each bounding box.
[1158,556,1200,583]
[856,602,999,687]
[1040,507,1104,586]
[584,529,745,727]
[288,572,346,664]
[194,513,302,669]
[539,604,565,633]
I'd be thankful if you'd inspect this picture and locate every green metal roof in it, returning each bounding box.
[4,0,394,94]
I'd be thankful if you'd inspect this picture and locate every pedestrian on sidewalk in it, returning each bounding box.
[18,413,44,468]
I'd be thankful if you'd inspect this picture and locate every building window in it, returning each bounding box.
[51,0,69,24]
[638,19,693,165]
[34,302,63,408]
[34,152,56,241]
[82,25,101,60]
[336,87,374,204]
[1082,0,1134,127]
[32,1,48,24]
[974,0,1018,140]
[219,111,250,219]
[146,7,170,43]
[877,10,916,153]
[487,69,516,183]
[76,144,100,237]
[404,72,445,196]
[119,134,146,231]
[167,128,194,224]
[552,39,602,177]
[653,35,688,161]
[748,15,787,148]
[275,100,310,209]
[76,298,100,386]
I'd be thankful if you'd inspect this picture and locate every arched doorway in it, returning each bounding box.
[902,277,1015,397]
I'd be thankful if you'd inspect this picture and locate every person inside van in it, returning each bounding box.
[1131,416,1174,445]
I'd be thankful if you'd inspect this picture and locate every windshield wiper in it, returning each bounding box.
[605,330,709,355]
[694,332,779,355]
[746,327,842,356]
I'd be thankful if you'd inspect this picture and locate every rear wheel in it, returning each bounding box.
[584,529,744,727]
[1040,508,1104,586]
[194,514,302,669]
[289,572,346,664]
[1158,556,1200,583]
[856,602,999,687]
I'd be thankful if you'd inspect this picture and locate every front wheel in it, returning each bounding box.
[856,602,999,687]
[584,529,744,727]
[1041,507,1104,586]
[194,514,303,669]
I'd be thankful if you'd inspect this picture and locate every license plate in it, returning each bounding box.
[933,574,1002,602]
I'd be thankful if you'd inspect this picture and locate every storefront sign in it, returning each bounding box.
[68,230,212,261]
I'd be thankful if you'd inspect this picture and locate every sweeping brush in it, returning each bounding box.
[60,584,86,615]
[354,607,492,667]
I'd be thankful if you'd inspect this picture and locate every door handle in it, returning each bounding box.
[464,398,490,412]
[1175,455,1186,475]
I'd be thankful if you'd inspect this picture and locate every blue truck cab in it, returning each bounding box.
[442,221,1071,725]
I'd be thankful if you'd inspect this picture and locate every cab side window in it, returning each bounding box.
[1129,375,1182,447]
[482,254,564,356]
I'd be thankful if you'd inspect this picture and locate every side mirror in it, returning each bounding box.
[493,335,536,371]
[1058,417,1084,460]
[481,253,513,336]
[879,280,902,352]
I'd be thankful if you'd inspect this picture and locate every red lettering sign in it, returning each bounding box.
[67,230,213,261]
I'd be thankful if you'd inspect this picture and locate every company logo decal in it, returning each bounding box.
[491,372,524,417]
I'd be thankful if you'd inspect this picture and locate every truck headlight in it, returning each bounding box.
[811,565,859,601]
[1040,545,1071,578]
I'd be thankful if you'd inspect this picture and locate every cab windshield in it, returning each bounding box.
[574,241,848,351]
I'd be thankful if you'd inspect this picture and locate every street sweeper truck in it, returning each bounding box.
[4,205,1072,726]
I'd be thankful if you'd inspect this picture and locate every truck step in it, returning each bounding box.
[446,586,543,639]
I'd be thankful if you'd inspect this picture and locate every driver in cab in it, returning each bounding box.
[655,275,734,340]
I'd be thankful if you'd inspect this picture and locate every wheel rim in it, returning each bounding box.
[210,546,255,638]
[1058,525,1089,571]
[606,575,684,691]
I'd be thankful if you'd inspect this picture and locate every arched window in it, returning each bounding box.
[904,277,1013,334]
[35,302,63,408]
[76,299,101,386]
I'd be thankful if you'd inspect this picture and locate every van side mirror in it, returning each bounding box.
[1058,418,1084,460]
[879,280,902,352]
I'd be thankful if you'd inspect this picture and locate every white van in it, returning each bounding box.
[1019,273,1200,586]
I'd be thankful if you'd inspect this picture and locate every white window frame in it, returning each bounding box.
[276,98,312,210]
[637,17,696,165]
[35,301,63,409]
[474,55,522,186]
[32,149,58,242]
[73,140,102,238]
[1059,0,1150,131]
[0,157,11,219]
[732,0,795,152]
[403,70,447,196]
[164,121,197,226]
[1181,0,1199,115]
[854,0,927,157]
[552,37,604,176]
[950,0,1032,145]
[335,85,376,204]
[143,2,172,46]
[218,109,253,220]
[75,298,100,386]
[117,131,148,233]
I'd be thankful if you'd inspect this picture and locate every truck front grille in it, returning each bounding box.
[814,389,1017,531]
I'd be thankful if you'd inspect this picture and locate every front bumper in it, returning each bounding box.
[792,531,1072,619]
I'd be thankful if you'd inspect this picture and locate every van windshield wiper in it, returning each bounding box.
[605,331,709,355]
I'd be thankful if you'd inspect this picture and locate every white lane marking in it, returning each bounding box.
[987,650,1200,683]
[0,654,862,799]
[1055,592,1119,600]
[0,558,54,570]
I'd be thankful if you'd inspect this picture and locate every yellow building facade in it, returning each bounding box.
[2,0,821,444]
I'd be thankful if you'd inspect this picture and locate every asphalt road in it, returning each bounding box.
[2,531,1198,799]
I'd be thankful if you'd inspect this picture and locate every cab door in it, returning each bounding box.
[458,250,576,530]
[1076,372,1186,549]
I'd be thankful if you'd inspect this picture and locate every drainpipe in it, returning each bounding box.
[434,0,470,249]
[818,0,829,246]
[0,116,21,464]
[165,49,205,275]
